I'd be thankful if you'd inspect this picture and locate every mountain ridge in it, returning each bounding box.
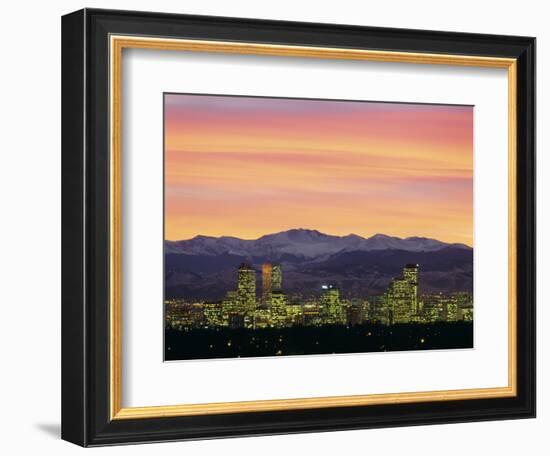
[165,228,471,259]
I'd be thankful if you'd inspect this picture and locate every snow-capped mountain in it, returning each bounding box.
[165,228,470,259]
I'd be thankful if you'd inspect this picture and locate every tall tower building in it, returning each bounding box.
[271,291,287,327]
[384,264,419,324]
[403,264,419,314]
[237,263,256,316]
[262,263,273,307]
[272,264,282,291]
[320,285,344,325]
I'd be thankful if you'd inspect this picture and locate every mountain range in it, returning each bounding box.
[165,229,473,301]
[166,229,470,258]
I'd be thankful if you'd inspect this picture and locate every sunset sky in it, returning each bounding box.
[164,94,473,246]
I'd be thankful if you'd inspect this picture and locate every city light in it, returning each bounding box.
[165,263,473,330]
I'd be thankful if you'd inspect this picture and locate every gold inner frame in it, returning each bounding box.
[109,35,517,420]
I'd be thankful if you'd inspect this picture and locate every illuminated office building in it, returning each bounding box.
[384,264,419,324]
[442,296,459,322]
[204,302,225,327]
[286,304,303,326]
[165,302,205,329]
[453,291,473,306]
[403,264,419,313]
[419,293,461,322]
[261,263,273,307]
[385,279,413,323]
[237,263,256,316]
[271,291,288,327]
[320,285,344,325]
[421,293,444,322]
[458,305,474,321]
[253,308,271,329]
[222,291,238,312]
[272,264,282,291]
[302,303,321,326]
[453,292,474,321]
[222,291,239,327]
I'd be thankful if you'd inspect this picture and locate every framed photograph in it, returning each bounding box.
[61,8,536,446]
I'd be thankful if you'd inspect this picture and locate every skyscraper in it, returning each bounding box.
[320,285,344,325]
[262,263,273,307]
[271,291,287,327]
[272,264,282,291]
[403,264,419,314]
[237,263,256,317]
[385,264,419,324]
[223,290,241,327]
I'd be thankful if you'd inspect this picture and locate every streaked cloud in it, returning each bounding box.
[165,94,473,245]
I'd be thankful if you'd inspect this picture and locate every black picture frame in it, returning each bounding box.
[62,8,536,447]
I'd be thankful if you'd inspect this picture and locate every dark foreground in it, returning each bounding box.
[165,322,473,361]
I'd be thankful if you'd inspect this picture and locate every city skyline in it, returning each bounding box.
[166,261,474,332]
[165,252,473,360]
[165,259,474,362]
[165,94,473,245]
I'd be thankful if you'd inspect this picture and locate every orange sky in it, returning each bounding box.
[164,94,473,246]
